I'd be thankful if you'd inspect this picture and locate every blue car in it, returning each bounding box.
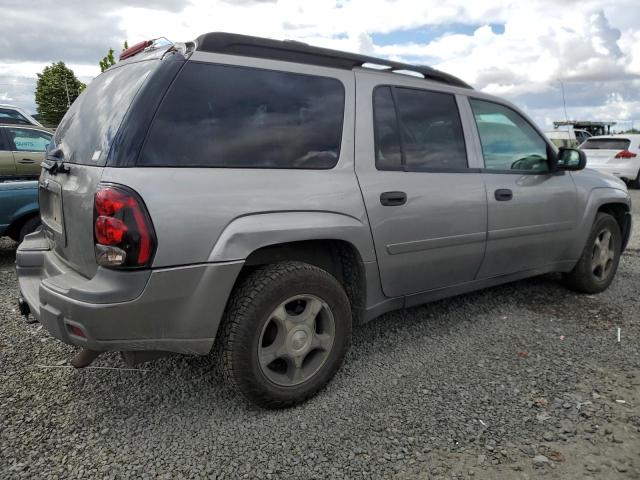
[0,178,40,242]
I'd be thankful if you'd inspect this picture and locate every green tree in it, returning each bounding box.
[99,41,129,72]
[34,62,86,127]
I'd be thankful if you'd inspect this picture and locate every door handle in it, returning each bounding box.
[380,191,407,206]
[494,189,513,201]
[19,158,36,164]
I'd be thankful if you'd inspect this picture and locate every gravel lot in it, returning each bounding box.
[1,190,639,479]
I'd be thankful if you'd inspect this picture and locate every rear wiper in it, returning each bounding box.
[42,147,70,175]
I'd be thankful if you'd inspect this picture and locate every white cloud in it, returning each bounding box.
[1,0,639,129]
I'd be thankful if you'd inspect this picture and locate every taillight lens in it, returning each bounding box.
[94,184,156,268]
[614,150,637,159]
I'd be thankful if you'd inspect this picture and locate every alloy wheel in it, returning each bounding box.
[258,295,335,386]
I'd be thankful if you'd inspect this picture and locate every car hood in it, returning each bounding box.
[576,167,628,191]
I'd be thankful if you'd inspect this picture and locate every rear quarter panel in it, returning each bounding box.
[101,54,375,267]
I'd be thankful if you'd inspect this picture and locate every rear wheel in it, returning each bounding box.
[562,213,621,293]
[631,169,640,189]
[219,261,352,408]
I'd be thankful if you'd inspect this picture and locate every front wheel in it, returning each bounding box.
[219,261,352,408]
[562,213,621,294]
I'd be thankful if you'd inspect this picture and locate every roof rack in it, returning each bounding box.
[194,32,472,89]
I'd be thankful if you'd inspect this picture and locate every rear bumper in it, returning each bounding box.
[16,231,243,355]
[589,163,639,181]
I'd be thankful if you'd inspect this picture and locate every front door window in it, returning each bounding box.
[470,99,549,172]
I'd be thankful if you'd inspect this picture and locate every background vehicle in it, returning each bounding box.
[16,33,632,409]
[580,134,640,188]
[546,129,577,148]
[0,179,40,242]
[0,104,43,127]
[553,120,615,138]
[0,125,53,177]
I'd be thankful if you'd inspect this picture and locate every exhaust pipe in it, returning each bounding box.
[17,296,37,323]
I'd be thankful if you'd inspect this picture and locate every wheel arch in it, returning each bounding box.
[240,239,367,325]
[6,209,40,242]
[569,188,632,260]
[596,202,631,252]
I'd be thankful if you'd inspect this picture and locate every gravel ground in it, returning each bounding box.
[1,190,639,479]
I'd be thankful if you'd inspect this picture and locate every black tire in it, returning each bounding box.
[18,216,41,243]
[219,261,352,409]
[562,213,621,294]
[631,170,640,189]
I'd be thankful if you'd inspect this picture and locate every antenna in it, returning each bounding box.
[557,79,568,124]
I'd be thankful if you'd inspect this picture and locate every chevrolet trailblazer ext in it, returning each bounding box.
[16,34,631,408]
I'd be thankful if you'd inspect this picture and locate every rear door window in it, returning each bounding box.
[6,128,52,152]
[373,87,402,170]
[580,138,630,150]
[140,63,345,169]
[55,60,156,165]
[373,86,468,171]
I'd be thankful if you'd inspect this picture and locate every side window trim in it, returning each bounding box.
[389,87,407,169]
[372,86,403,171]
[373,84,472,173]
[467,96,554,174]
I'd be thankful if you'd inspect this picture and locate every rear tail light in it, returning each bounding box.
[614,150,637,159]
[94,184,156,268]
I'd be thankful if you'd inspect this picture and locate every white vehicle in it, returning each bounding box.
[580,134,640,187]
[0,104,43,127]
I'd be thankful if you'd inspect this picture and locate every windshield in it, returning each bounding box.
[580,138,630,150]
[55,60,156,165]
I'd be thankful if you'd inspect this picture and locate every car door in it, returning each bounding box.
[355,71,487,298]
[5,126,52,176]
[0,128,18,176]
[463,97,579,278]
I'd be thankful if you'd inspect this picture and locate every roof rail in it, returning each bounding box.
[194,32,472,89]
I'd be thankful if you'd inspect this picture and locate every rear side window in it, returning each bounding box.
[140,63,345,169]
[6,128,52,152]
[581,138,631,150]
[55,60,156,165]
[0,108,30,125]
[373,86,468,171]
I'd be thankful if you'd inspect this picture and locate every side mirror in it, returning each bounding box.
[556,147,586,171]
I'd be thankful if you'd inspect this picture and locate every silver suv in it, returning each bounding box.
[16,33,632,408]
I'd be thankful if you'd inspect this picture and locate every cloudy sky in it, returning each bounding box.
[1,0,639,130]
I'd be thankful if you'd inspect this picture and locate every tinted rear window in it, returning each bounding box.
[581,138,630,150]
[139,62,345,169]
[55,60,156,165]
